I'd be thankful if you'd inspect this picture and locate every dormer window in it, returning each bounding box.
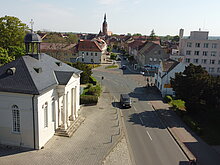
[55,62,62,66]
[34,68,42,73]
[6,67,16,75]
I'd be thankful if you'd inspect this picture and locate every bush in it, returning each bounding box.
[171,99,185,110]
[89,76,97,85]
[110,53,117,60]
[164,95,172,103]
[86,84,101,97]
[80,95,98,105]
[85,83,93,89]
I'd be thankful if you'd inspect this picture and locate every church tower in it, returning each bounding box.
[102,13,107,36]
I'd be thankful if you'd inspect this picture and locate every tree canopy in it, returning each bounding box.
[0,16,28,49]
[71,62,92,84]
[171,64,220,113]
[0,16,28,65]
[149,29,157,40]
[133,33,142,36]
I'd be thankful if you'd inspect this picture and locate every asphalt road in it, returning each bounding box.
[93,61,189,165]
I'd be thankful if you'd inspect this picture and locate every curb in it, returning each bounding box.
[151,104,196,162]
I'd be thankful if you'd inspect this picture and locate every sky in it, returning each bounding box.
[1,0,220,36]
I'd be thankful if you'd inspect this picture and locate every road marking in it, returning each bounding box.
[139,116,144,124]
[133,106,138,112]
[146,130,153,140]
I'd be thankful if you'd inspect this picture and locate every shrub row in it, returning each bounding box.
[89,76,97,85]
[85,84,101,97]
[80,95,98,105]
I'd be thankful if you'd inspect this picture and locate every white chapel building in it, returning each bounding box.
[0,32,82,149]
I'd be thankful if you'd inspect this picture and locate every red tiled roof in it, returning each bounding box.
[128,40,146,49]
[78,40,102,52]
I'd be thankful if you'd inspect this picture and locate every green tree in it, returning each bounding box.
[149,29,156,40]
[0,47,13,64]
[71,62,92,84]
[45,33,66,43]
[0,16,28,49]
[110,52,117,60]
[133,33,142,36]
[8,46,25,59]
[172,35,180,42]
[66,33,78,44]
[171,64,210,113]
[107,45,112,52]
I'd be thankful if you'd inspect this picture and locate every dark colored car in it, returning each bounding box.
[120,94,131,108]
[121,65,126,70]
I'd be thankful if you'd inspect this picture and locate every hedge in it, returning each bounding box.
[80,95,98,105]
[85,84,101,97]
[89,76,97,85]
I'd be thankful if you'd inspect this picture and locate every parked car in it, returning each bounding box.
[120,94,131,108]
[121,65,126,70]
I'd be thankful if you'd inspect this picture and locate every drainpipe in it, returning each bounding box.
[32,95,36,149]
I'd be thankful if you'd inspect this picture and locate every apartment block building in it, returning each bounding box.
[179,30,220,75]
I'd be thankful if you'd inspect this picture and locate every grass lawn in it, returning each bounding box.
[105,65,118,69]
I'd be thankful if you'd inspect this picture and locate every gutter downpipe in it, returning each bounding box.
[32,95,36,149]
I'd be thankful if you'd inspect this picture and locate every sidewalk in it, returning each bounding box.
[0,88,122,165]
[150,100,220,165]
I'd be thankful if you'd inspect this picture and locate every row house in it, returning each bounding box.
[135,41,169,72]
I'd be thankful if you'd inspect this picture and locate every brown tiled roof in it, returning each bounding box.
[41,43,77,52]
[128,40,146,49]
[78,40,102,52]
[162,59,179,73]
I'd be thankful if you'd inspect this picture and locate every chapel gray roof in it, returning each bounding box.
[0,53,82,95]
[54,71,75,85]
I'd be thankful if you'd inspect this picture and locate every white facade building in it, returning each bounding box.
[155,59,186,97]
[77,39,107,64]
[179,30,220,75]
[0,32,82,149]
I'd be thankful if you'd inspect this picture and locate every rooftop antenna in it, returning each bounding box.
[30,19,34,32]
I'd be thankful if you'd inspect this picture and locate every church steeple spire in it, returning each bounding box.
[104,13,106,22]
[102,13,107,36]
